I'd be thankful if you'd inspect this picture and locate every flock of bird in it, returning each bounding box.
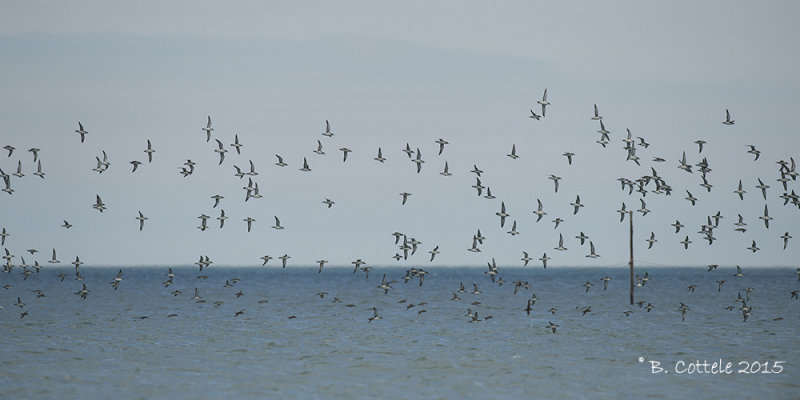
[2,88,799,332]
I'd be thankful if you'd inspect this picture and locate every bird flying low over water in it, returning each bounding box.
[368,307,381,322]
[539,253,550,268]
[378,274,397,294]
[316,259,328,273]
[75,283,89,299]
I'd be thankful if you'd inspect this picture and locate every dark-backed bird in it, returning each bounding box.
[201,116,213,141]
[722,109,734,125]
[75,122,88,143]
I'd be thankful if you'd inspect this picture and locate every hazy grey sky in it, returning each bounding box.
[1,2,798,268]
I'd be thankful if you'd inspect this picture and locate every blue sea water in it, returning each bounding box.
[1,266,798,399]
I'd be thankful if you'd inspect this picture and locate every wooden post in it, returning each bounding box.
[629,210,634,305]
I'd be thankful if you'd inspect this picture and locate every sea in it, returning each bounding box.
[1,266,798,399]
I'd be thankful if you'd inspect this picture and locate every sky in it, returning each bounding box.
[0,1,798,268]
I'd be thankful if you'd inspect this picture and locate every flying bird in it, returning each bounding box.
[537,88,550,117]
[316,259,328,273]
[507,144,519,159]
[136,211,147,231]
[340,147,352,162]
[439,161,452,176]
[496,202,509,227]
[243,217,255,232]
[299,157,311,172]
[548,175,561,193]
[144,140,155,162]
[413,148,424,173]
[646,232,657,249]
[722,109,734,125]
[75,122,88,143]
[435,138,448,155]
[214,139,227,165]
[539,253,550,269]
[374,147,386,163]
[570,195,584,215]
[314,140,325,155]
[230,134,243,154]
[322,120,334,137]
[202,116,213,141]
[591,104,602,120]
